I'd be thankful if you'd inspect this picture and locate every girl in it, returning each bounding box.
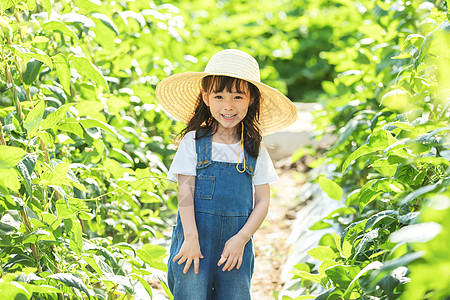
[156,49,297,299]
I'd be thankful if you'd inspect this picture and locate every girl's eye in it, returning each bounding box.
[214,95,223,99]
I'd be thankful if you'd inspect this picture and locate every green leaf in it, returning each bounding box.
[318,176,343,201]
[62,12,95,28]
[47,273,90,299]
[69,220,83,256]
[42,84,67,103]
[69,56,108,91]
[133,275,153,298]
[342,261,383,298]
[355,229,379,254]
[42,0,51,18]
[53,53,71,94]
[107,96,129,115]
[111,147,133,164]
[293,270,325,284]
[0,281,31,299]
[0,0,15,11]
[17,282,61,294]
[325,265,352,288]
[22,58,43,86]
[342,240,352,259]
[414,157,450,166]
[42,21,78,41]
[371,157,398,177]
[57,118,84,137]
[293,262,310,273]
[24,100,45,136]
[84,256,103,276]
[321,80,337,95]
[23,49,54,69]
[399,183,439,205]
[83,241,118,267]
[55,197,89,219]
[17,159,32,198]
[318,259,340,275]
[342,130,396,172]
[79,118,118,138]
[137,244,167,272]
[0,146,27,169]
[92,254,114,275]
[342,144,372,172]
[316,288,341,300]
[3,254,34,272]
[101,274,134,294]
[22,228,53,244]
[66,168,89,193]
[119,11,146,28]
[359,188,383,212]
[309,220,332,230]
[91,13,120,35]
[36,131,54,148]
[364,210,398,232]
[324,207,356,219]
[0,169,20,193]
[40,103,75,130]
[75,101,104,117]
[307,246,338,261]
[380,89,411,111]
[37,161,70,186]
[342,219,367,244]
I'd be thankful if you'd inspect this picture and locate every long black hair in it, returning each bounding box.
[175,75,262,158]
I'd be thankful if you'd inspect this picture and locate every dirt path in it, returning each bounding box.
[251,166,306,299]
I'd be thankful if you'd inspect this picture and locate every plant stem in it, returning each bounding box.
[40,138,50,163]
[5,65,23,122]
[21,207,42,272]
[0,121,6,146]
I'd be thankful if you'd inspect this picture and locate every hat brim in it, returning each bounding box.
[155,72,298,136]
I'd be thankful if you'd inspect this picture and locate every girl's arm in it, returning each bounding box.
[172,174,204,274]
[217,183,270,271]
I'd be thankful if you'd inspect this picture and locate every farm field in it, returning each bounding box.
[0,0,449,299]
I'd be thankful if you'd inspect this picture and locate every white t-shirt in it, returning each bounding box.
[167,131,278,186]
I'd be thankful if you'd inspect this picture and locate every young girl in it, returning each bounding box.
[156,49,297,299]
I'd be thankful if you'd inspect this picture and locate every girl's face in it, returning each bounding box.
[202,83,253,135]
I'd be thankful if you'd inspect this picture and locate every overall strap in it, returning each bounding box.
[195,128,212,169]
[243,149,257,176]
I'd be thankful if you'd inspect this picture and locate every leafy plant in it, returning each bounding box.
[289,1,450,299]
[0,0,189,298]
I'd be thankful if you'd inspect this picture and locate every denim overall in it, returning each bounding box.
[168,130,257,300]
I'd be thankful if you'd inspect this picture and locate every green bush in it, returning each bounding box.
[290,1,450,299]
[0,0,188,297]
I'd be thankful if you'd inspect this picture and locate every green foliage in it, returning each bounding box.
[1,0,449,298]
[289,0,450,299]
[176,0,354,102]
[0,0,185,298]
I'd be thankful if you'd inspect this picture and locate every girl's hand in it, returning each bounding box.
[217,234,247,271]
[173,237,204,274]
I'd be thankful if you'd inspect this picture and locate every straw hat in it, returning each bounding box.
[155,49,298,136]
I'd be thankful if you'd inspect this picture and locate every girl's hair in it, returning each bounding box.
[174,75,262,158]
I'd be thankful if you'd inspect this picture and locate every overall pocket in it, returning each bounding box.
[196,174,215,200]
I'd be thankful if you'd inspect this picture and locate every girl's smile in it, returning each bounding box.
[221,113,237,121]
